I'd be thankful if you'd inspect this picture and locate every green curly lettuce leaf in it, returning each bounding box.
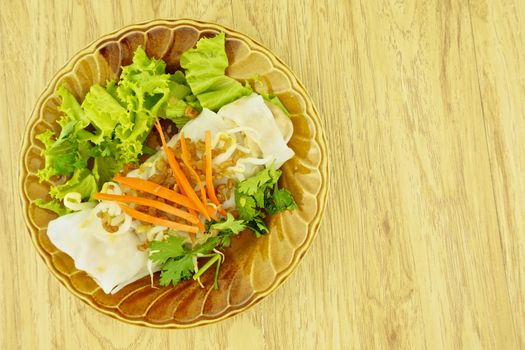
[35,199,71,216]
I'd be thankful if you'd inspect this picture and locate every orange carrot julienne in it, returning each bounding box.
[179,132,218,221]
[154,120,210,220]
[120,205,198,234]
[175,180,205,232]
[180,132,207,205]
[205,131,227,216]
[196,220,205,233]
[207,205,219,219]
[187,207,204,232]
[95,193,199,224]
[113,176,198,211]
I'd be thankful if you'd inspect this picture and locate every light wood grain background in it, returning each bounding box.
[1,0,524,349]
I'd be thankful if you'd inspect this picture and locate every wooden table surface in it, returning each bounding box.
[2,0,525,349]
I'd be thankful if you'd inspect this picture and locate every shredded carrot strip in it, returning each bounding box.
[176,182,205,232]
[154,120,210,220]
[205,131,227,216]
[196,220,205,233]
[120,205,198,234]
[182,194,206,231]
[180,132,207,205]
[95,193,199,224]
[179,132,218,220]
[174,185,205,232]
[207,205,218,218]
[113,176,198,211]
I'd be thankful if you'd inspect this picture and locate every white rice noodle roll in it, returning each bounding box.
[265,101,294,143]
[47,208,149,294]
[218,94,294,170]
[175,108,231,143]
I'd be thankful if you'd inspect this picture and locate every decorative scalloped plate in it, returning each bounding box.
[19,19,328,328]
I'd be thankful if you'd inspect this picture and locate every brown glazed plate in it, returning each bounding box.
[19,19,328,328]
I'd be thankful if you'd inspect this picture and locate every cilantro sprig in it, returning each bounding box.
[235,164,297,236]
[208,213,246,247]
[150,236,212,286]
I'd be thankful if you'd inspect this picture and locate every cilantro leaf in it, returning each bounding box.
[233,165,297,238]
[236,165,282,207]
[209,213,247,248]
[245,216,269,237]
[158,255,194,286]
[237,170,272,195]
[235,192,258,221]
[236,166,280,196]
[149,236,188,265]
[211,213,246,234]
[267,188,297,214]
[149,235,223,287]
[253,189,266,208]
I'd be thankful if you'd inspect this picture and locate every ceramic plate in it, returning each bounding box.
[19,19,328,328]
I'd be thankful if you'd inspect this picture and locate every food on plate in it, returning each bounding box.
[35,33,297,294]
